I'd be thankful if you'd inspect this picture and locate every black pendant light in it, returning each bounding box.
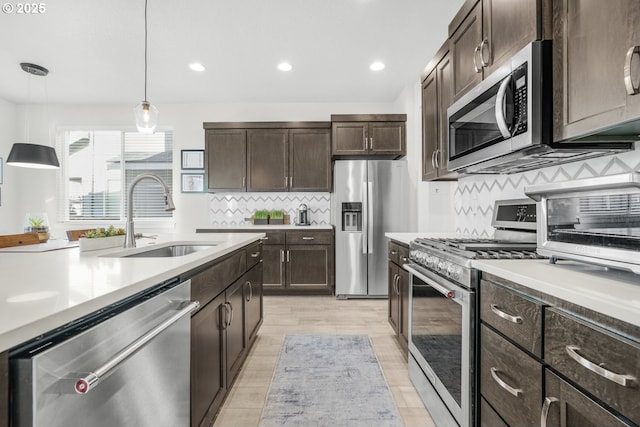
[134,0,158,134]
[6,63,60,169]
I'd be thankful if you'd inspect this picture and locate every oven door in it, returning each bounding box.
[405,264,474,427]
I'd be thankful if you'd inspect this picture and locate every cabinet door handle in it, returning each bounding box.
[395,274,401,295]
[280,249,285,263]
[490,304,523,324]
[245,281,253,302]
[284,176,288,188]
[242,176,246,188]
[540,397,559,427]
[479,38,490,67]
[565,345,636,387]
[431,151,437,169]
[227,302,234,327]
[286,250,290,263]
[363,137,367,150]
[250,251,260,258]
[302,236,315,240]
[473,45,482,73]
[434,149,440,169]
[260,236,269,241]
[369,138,373,149]
[289,176,292,188]
[401,256,409,263]
[490,367,522,397]
[390,250,397,256]
[624,46,640,95]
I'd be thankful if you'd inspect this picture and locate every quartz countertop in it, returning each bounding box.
[197,224,333,231]
[472,259,640,328]
[0,232,264,352]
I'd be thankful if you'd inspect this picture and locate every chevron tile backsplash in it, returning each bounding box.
[454,149,640,237]
[209,193,331,226]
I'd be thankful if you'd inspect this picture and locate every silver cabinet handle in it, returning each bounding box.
[479,38,490,67]
[624,46,640,95]
[540,397,559,427]
[250,251,260,258]
[431,151,437,169]
[495,75,512,138]
[286,250,290,263]
[242,176,245,188]
[490,367,522,397]
[227,302,234,328]
[245,281,253,302]
[401,256,409,263]
[565,345,636,387]
[395,274,401,295]
[390,250,398,256]
[473,45,482,73]
[74,300,200,394]
[280,249,285,263]
[302,236,315,240]
[490,304,523,324]
[363,137,368,150]
[434,149,440,169]
[284,176,288,188]
[289,176,292,188]
[392,273,398,294]
[369,137,374,150]
[260,236,269,241]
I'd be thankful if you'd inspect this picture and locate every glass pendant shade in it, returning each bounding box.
[7,143,60,169]
[134,101,158,134]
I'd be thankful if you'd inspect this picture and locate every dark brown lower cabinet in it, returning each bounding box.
[286,245,332,291]
[398,267,410,347]
[262,244,284,287]
[225,279,246,385]
[388,260,400,334]
[480,397,508,427]
[244,263,263,346]
[544,371,630,427]
[387,240,409,352]
[191,293,225,427]
[1,351,7,427]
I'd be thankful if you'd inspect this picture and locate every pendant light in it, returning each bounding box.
[134,0,158,134]
[6,63,60,169]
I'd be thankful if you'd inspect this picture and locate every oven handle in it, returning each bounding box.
[495,75,512,138]
[404,264,458,299]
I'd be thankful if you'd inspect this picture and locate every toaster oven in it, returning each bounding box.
[525,173,640,274]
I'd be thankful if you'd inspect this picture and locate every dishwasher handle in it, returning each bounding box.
[74,300,200,395]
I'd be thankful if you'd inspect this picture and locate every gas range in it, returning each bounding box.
[408,199,542,288]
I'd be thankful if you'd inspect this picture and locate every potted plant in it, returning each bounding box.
[79,225,126,252]
[269,209,284,225]
[253,210,269,225]
[23,213,50,243]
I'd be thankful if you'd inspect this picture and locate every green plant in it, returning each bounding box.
[254,209,269,220]
[269,209,284,220]
[83,225,126,238]
[28,217,46,228]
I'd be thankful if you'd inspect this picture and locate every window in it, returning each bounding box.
[62,130,173,223]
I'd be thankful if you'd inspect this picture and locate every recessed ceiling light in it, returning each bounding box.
[189,63,206,72]
[278,62,293,72]
[370,61,385,71]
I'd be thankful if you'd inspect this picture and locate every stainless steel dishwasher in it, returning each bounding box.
[10,279,199,427]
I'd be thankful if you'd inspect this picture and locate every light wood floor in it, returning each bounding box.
[213,295,435,427]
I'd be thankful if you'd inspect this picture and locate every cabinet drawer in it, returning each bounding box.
[191,251,246,309]
[545,308,640,425]
[480,279,543,357]
[286,230,331,245]
[544,370,632,427]
[480,324,542,427]
[260,231,285,245]
[388,241,399,264]
[398,244,410,266]
[245,242,262,269]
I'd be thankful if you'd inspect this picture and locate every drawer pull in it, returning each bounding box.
[540,397,558,427]
[260,236,269,241]
[565,345,636,387]
[490,304,523,324]
[250,252,260,258]
[490,367,522,397]
[401,257,409,263]
[302,236,315,240]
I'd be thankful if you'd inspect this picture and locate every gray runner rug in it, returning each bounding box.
[259,334,403,427]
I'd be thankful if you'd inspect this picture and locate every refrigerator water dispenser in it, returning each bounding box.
[341,203,362,232]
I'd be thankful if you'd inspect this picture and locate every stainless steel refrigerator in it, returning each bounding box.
[332,160,409,298]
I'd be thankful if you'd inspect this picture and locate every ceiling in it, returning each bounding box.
[0,0,464,105]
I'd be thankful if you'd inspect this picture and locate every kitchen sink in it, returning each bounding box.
[123,244,217,258]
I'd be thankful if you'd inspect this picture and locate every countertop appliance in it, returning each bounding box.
[526,172,640,274]
[10,279,198,427]
[447,41,631,175]
[405,199,540,427]
[296,203,310,226]
[332,160,409,298]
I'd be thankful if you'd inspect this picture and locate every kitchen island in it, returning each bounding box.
[0,232,264,427]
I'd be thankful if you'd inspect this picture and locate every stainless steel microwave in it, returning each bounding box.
[447,41,630,174]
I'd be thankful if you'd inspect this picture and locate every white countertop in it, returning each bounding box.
[197,224,333,231]
[385,232,459,246]
[0,232,264,353]
[472,259,640,328]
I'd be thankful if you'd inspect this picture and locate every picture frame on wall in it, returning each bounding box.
[181,150,204,170]
[181,173,205,193]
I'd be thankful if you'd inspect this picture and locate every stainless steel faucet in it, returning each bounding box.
[124,174,175,248]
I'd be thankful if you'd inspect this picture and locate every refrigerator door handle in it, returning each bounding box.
[362,181,368,254]
[367,180,373,255]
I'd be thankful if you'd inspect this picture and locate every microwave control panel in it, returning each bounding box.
[513,62,528,137]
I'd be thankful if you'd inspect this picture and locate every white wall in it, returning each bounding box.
[0,98,21,234]
[8,101,397,237]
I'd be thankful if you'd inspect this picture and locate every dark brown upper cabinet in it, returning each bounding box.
[449,0,551,101]
[331,114,406,159]
[247,129,288,192]
[421,41,457,181]
[203,122,331,192]
[205,129,247,192]
[289,128,332,192]
[553,0,640,142]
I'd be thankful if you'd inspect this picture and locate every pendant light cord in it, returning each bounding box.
[144,0,148,103]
